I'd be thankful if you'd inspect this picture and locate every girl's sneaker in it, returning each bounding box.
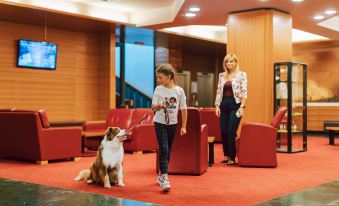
[157,174,171,192]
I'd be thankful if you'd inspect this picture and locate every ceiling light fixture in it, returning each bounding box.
[313,15,325,20]
[292,0,304,2]
[325,10,336,15]
[189,7,200,12]
[185,13,196,17]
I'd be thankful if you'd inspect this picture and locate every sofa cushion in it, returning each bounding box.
[38,110,50,128]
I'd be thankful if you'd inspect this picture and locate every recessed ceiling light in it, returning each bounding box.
[185,13,196,17]
[189,7,200,12]
[292,0,304,2]
[325,10,336,15]
[314,15,325,20]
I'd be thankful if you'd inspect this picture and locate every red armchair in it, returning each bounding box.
[200,108,221,142]
[237,107,287,167]
[83,109,134,151]
[83,108,157,154]
[0,110,82,164]
[157,107,209,175]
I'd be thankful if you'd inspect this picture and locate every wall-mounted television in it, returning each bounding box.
[17,39,57,70]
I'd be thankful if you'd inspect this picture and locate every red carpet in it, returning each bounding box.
[0,137,338,206]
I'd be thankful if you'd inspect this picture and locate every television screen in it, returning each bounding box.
[17,40,57,70]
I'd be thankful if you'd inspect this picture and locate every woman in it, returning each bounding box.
[215,54,247,165]
[152,63,187,192]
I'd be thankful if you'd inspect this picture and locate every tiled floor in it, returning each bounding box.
[0,178,158,206]
[255,180,339,206]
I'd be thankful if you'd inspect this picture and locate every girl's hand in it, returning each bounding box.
[159,103,167,110]
[151,103,166,112]
[180,127,186,136]
[215,107,220,117]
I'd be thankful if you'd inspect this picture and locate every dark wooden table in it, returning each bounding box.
[208,136,215,166]
[324,121,339,145]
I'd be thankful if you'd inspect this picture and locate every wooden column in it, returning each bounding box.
[97,27,116,119]
[227,9,292,123]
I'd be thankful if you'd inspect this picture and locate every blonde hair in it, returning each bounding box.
[155,63,176,82]
[223,54,240,77]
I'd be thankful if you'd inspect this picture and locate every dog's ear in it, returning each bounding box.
[111,127,121,137]
[106,127,113,136]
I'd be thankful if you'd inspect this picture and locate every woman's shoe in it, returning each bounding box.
[226,160,235,165]
[220,159,230,163]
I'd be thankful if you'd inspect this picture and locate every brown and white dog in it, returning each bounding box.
[75,127,125,188]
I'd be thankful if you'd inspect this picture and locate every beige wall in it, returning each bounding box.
[293,40,339,131]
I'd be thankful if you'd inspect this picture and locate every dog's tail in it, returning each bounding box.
[74,169,90,181]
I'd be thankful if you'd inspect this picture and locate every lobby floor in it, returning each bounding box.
[0,136,338,206]
[0,178,158,206]
[1,177,338,206]
[256,180,339,206]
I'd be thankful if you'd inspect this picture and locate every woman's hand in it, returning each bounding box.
[215,107,220,117]
[180,127,186,136]
[237,107,244,117]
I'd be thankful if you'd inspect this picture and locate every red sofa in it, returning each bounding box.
[200,108,221,142]
[156,107,209,175]
[237,107,287,167]
[83,108,157,153]
[0,110,82,164]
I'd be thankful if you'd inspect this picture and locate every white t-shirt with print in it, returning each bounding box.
[152,85,187,125]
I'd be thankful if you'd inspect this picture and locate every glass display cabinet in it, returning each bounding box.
[274,62,307,153]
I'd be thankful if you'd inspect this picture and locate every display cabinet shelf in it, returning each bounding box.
[274,62,307,153]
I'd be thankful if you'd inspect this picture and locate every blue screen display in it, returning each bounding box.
[17,40,57,70]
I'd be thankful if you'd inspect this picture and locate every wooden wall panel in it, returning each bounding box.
[0,20,115,121]
[97,31,116,119]
[227,9,292,124]
[308,106,339,131]
[169,49,182,70]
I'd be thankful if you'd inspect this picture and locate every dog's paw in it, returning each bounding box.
[74,176,81,181]
[104,184,111,189]
[117,182,125,187]
[86,179,93,184]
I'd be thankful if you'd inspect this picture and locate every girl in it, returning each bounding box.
[152,64,187,192]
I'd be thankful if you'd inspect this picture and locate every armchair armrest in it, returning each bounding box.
[40,127,82,160]
[239,123,277,142]
[201,124,208,139]
[83,120,107,132]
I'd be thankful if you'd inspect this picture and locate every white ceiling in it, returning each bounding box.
[2,0,338,41]
[161,26,329,44]
[70,0,174,13]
